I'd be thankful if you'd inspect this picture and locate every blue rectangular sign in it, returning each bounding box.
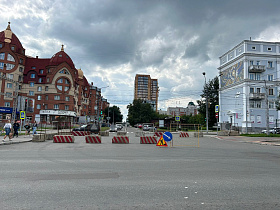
[0,107,13,113]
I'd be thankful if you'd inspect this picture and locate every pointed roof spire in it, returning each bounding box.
[6,22,11,31]
[61,44,64,51]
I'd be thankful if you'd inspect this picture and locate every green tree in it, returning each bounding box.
[197,76,219,128]
[104,106,123,124]
[181,113,204,125]
[127,99,156,126]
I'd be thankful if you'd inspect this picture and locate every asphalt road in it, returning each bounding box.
[0,127,280,209]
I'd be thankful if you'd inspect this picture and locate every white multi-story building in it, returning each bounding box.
[218,40,280,133]
[167,102,198,117]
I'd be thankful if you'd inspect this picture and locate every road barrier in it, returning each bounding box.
[140,136,158,144]
[179,132,189,137]
[99,131,109,136]
[32,134,46,142]
[112,136,129,144]
[53,135,75,143]
[85,135,101,143]
[154,132,163,137]
[71,131,90,136]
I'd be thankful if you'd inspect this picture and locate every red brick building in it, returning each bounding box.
[0,23,109,123]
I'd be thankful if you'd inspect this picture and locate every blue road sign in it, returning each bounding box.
[215,105,219,113]
[20,111,25,119]
[163,131,173,142]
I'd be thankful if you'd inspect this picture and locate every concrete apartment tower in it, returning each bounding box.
[134,74,159,111]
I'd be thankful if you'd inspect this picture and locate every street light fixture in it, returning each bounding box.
[202,72,208,134]
[97,86,109,128]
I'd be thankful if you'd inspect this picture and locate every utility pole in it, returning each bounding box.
[202,72,208,134]
[264,80,269,135]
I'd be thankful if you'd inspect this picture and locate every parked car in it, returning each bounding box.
[261,127,280,134]
[73,123,99,134]
[109,124,117,132]
[116,124,123,130]
[143,124,154,131]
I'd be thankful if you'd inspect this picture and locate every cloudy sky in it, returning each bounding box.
[1,0,280,118]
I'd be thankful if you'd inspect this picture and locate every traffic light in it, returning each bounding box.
[25,99,28,111]
[101,111,103,115]
[205,118,206,121]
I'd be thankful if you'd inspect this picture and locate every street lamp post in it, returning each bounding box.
[97,86,109,129]
[202,72,209,134]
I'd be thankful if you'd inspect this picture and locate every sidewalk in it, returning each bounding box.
[0,134,33,145]
[213,135,280,146]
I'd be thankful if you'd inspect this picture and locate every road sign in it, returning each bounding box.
[163,131,173,142]
[215,105,219,113]
[215,113,218,119]
[156,136,168,147]
[20,111,25,119]
[175,116,180,121]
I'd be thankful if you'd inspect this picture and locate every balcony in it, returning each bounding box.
[249,93,265,100]
[248,65,265,73]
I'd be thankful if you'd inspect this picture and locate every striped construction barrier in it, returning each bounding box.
[112,136,129,144]
[85,135,101,143]
[179,132,189,137]
[53,135,75,143]
[72,131,91,136]
[140,136,158,144]
[154,132,164,137]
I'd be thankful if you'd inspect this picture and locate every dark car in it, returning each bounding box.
[73,124,100,134]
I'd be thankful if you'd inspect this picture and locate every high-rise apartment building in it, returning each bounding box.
[218,40,280,133]
[134,74,159,111]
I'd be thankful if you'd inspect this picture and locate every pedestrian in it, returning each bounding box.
[13,121,20,138]
[2,120,12,141]
[24,123,31,135]
[32,121,37,135]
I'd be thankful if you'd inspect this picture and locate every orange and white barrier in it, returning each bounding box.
[140,136,158,144]
[112,136,129,144]
[53,135,75,143]
[154,132,163,137]
[85,135,101,143]
[72,131,90,136]
[179,132,189,137]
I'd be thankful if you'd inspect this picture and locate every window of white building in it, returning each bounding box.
[249,73,254,80]
[256,101,262,108]
[268,75,273,81]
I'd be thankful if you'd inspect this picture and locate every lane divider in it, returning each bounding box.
[72,131,91,136]
[154,132,163,137]
[112,136,129,144]
[179,132,189,137]
[85,135,101,143]
[140,136,158,144]
[53,135,75,143]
